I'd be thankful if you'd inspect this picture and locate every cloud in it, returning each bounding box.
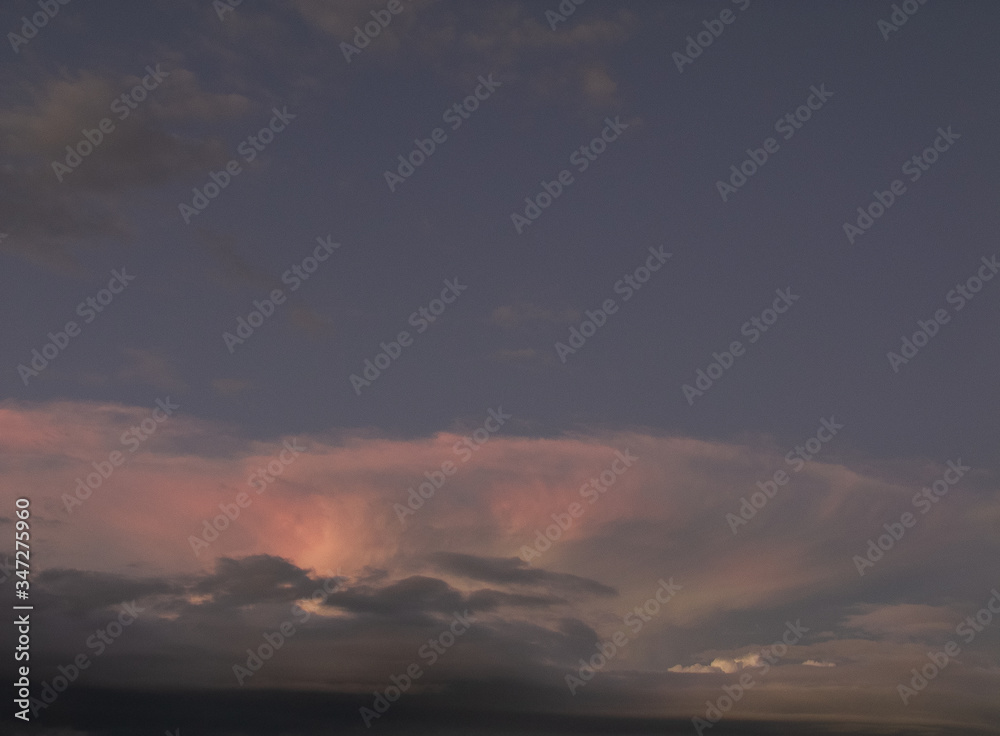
[579,64,618,108]
[668,652,763,674]
[709,653,764,673]
[431,552,617,597]
[839,603,959,642]
[667,663,717,674]
[118,348,189,393]
[0,66,242,269]
[33,567,179,614]
[287,0,635,109]
[0,166,129,272]
[289,0,419,40]
[0,68,232,188]
[802,659,836,667]
[20,552,604,698]
[191,554,329,607]
[2,398,999,725]
[287,304,336,338]
[144,68,254,122]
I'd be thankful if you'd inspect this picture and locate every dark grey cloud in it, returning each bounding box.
[26,555,592,675]
[33,567,179,614]
[432,552,618,597]
[191,553,329,607]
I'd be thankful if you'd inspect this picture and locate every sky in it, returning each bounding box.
[1,1,999,734]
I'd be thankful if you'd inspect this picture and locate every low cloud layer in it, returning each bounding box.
[2,399,997,730]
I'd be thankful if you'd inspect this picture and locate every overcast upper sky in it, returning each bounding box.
[1,1,998,735]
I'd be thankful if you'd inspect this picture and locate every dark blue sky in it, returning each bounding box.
[4,1,998,467]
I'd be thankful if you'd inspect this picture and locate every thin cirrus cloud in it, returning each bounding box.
[117,348,189,394]
[0,66,246,270]
[287,0,634,107]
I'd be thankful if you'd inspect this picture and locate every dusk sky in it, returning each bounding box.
[1,1,999,735]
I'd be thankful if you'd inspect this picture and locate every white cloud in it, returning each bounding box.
[669,653,763,674]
